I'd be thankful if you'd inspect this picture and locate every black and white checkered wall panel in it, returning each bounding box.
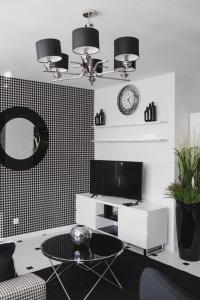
[0,76,94,237]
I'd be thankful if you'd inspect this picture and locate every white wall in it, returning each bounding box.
[185,73,200,114]
[188,73,200,145]
[190,113,200,145]
[175,72,200,158]
[95,73,176,251]
[175,73,194,147]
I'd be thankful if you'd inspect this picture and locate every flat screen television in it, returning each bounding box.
[90,160,143,200]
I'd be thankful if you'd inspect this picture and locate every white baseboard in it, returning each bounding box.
[125,242,144,255]
[165,242,177,252]
[1,224,76,242]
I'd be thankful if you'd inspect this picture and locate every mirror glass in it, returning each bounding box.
[0,118,40,160]
[0,106,49,171]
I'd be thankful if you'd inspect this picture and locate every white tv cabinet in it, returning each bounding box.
[76,193,168,255]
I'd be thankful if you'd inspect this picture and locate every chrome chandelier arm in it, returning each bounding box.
[94,59,108,70]
[70,61,83,68]
[96,70,115,76]
[96,75,130,82]
[44,70,84,76]
[52,71,85,82]
[67,72,84,76]
[43,70,67,74]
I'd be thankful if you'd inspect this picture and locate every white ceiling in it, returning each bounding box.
[1,0,200,89]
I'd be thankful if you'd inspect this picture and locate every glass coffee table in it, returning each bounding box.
[41,231,124,300]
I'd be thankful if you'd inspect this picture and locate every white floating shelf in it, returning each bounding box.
[92,120,167,129]
[92,137,168,143]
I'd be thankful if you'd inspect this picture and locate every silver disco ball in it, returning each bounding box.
[70,225,92,246]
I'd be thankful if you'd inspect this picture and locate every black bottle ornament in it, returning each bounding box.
[149,104,153,121]
[95,113,100,126]
[151,102,157,121]
[144,107,149,122]
[99,109,105,125]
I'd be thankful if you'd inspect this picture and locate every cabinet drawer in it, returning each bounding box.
[119,228,147,248]
[118,207,147,232]
[118,207,148,248]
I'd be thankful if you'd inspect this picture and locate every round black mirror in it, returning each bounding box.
[0,107,49,170]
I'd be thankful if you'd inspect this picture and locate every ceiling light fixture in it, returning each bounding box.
[114,60,136,79]
[35,9,139,85]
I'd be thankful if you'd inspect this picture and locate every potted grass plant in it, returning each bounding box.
[166,146,200,261]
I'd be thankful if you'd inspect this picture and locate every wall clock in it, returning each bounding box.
[117,85,140,115]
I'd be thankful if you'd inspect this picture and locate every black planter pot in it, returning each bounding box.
[176,202,200,261]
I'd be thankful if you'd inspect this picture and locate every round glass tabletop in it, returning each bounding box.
[41,232,124,263]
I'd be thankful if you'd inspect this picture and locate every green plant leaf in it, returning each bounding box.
[166,146,200,204]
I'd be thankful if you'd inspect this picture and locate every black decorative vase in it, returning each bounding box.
[176,202,200,261]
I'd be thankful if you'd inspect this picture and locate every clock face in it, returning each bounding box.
[117,85,139,115]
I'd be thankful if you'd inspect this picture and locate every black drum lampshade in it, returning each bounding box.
[114,37,139,62]
[72,27,99,55]
[36,38,62,63]
[114,59,136,72]
[92,59,103,73]
[51,53,69,73]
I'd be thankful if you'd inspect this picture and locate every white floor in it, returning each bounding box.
[4,226,75,275]
[149,249,200,278]
[3,226,200,279]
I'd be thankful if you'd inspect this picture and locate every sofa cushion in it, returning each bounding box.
[0,242,16,282]
[0,273,46,300]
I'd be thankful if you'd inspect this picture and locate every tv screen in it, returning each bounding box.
[90,160,143,200]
